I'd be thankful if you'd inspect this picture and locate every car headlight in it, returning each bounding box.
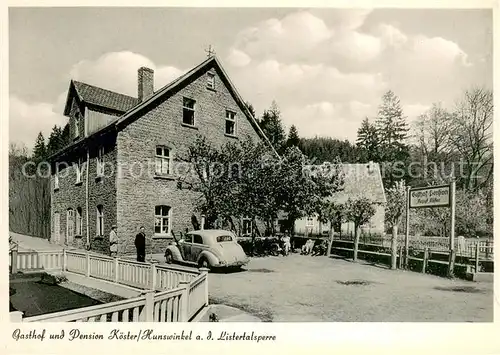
[218,260,227,266]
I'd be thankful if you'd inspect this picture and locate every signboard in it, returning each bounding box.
[409,185,451,209]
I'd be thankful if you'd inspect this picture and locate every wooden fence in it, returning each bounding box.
[330,238,494,277]
[10,249,209,322]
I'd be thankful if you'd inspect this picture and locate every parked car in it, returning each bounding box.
[164,230,249,270]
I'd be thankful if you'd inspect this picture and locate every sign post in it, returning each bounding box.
[407,183,455,276]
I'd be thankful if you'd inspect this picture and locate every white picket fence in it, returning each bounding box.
[10,249,209,322]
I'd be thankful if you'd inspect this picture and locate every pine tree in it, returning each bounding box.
[375,90,409,162]
[47,125,62,157]
[356,117,379,162]
[32,132,46,162]
[259,100,286,153]
[286,125,300,148]
[245,101,256,118]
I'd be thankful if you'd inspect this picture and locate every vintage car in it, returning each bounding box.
[164,230,249,270]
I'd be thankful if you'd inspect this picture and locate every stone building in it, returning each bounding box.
[49,56,273,255]
[294,162,387,237]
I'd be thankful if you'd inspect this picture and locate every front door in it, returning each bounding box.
[181,234,193,261]
[53,212,60,244]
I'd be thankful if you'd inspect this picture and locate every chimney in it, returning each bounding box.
[138,67,154,102]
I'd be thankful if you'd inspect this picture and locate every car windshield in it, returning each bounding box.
[216,235,233,242]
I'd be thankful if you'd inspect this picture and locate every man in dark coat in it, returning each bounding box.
[135,226,146,262]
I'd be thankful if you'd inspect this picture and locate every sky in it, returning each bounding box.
[9,7,493,151]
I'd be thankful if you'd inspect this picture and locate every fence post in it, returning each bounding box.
[422,248,429,274]
[11,250,18,274]
[10,311,23,323]
[140,290,155,322]
[448,249,456,278]
[150,264,157,290]
[475,242,480,273]
[63,249,67,271]
[199,267,210,307]
[86,251,90,277]
[485,240,491,259]
[179,280,191,321]
[398,246,403,269]
[114,258,119,283]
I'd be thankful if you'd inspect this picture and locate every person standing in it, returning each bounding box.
[135,226,146,262]
[109,225,118,258]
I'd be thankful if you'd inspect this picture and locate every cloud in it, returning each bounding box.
[227,48,251,67]
[69,51,184,97]
[9,95,67,152]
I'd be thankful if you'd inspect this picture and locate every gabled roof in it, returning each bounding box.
[64,81,138,115]
[334,163,386,204]
[52,56,278,160]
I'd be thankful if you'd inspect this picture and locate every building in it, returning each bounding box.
[49,55,273,255]
[294,162,387,237]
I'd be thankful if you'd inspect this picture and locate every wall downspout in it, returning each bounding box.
[85,148,90,250]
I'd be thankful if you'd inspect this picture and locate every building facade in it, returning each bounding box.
[294,162,387,237]
[50,56,272,255]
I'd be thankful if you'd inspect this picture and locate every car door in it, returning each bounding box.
[191,234,205,261]
[182,234,193,261]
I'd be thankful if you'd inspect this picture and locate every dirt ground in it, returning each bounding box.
[207,254,494,322]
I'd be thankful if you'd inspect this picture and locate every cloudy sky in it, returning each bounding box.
[9,7,492,151]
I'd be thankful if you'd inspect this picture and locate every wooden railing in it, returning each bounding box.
[187,271,209,319]
[117,259,152,289]
[10,250,63,273]
[155,264,198,290]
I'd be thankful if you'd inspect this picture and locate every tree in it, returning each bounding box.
[448,87,493,191]
[317,200,345,256]
[300,136,360,163]
[286,125,300,148]
[385,181,407,269]
[259,101,286,154]
[356,117,379,162]
[245,101,256,118]
[343,197,376,262]
[32,132,46,162]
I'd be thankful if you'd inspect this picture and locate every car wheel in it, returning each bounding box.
[165,250,173,264]
[199,258,210,270]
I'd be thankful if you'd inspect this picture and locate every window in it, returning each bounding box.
[207,72,215,90]
[96,147,104,177]
[225,110,236,136]
[54,164,59,190]
[216,235,233,243]
[75,158,82,184]
[183,234,193,243]
[66,209,75,243]
[182,97,196,126]
[96,205,104,236]
[154,205,171,235]
[74,112,80,139]
[306,217,314,227]
[193,234,203,244]
[76,207,82,236]
[242,217,252,236]
[155,146,172,175]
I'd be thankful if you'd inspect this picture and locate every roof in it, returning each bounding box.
[52,56,278,160]
[187,229,235,237]
[64,81,138,115]
[334,163,386,204]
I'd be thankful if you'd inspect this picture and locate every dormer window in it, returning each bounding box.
[207,72,215,90]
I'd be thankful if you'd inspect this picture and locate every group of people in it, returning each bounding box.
[108,225,147,262]
[301,239,329,256]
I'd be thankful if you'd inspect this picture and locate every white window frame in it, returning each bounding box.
[154,205,172,236]
[207,72,215,90]
[155,146,172,175]
[66,208,75,243]
[306,216,314,227]
[225,110,236,136]
[76,207,82,236]
[97,146,105,177]
[182,97,196,126]
[96,205,104,237]
[54,164,59,190]
[242,217,252,236]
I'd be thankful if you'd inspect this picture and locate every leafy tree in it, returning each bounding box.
[343,197,376,262]
[245,101,256,118]
[286,125,300,148]
[356,117,379,162]
[32,132,46,162]
[385,181,407,269]
[259,101,286,154]
[317,200,345,256]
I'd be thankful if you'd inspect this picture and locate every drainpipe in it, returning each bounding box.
[85,148,90,250]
